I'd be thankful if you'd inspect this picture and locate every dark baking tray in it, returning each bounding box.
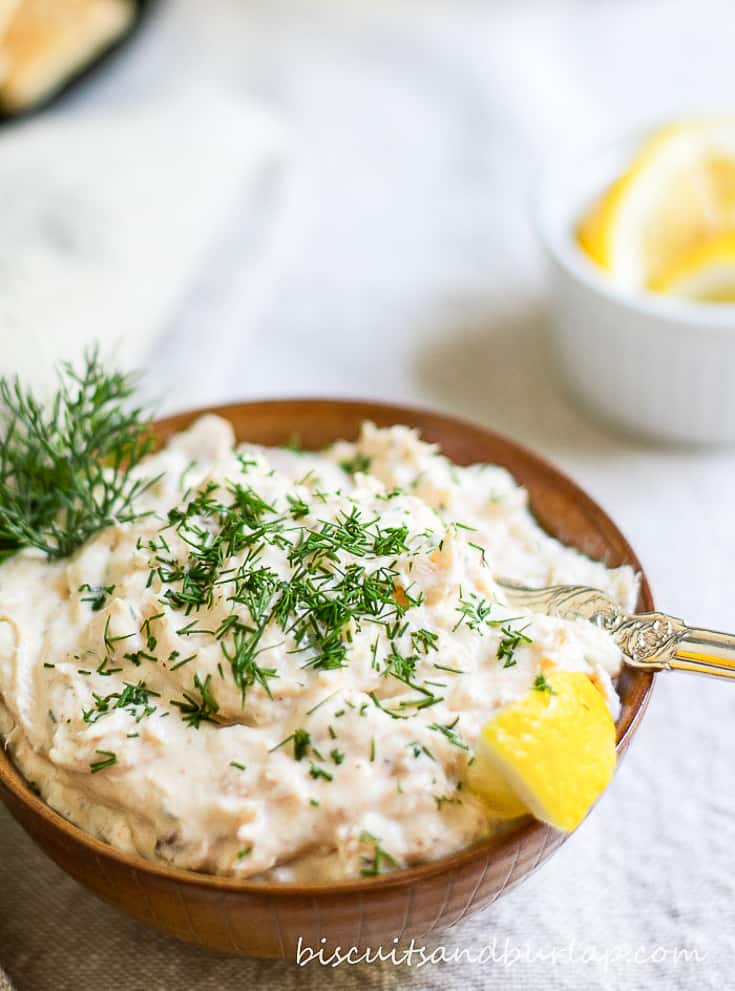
[0,0,154,124]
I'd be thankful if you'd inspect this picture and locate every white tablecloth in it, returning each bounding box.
[2,2,734,988]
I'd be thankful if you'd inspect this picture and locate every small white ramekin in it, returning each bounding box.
[536,130,735,446]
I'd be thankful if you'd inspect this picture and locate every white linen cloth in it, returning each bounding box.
[0,83,291,399]
[2,1,735,989]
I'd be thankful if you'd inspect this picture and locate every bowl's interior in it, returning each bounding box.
[0,399,654,895]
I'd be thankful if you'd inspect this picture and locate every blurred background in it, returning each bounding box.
[2,2,735,990]
[2,0,735,420]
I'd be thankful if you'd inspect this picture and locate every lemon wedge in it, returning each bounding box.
[650,234,735,301]
[578,120,735,289]
[467,671,616,832]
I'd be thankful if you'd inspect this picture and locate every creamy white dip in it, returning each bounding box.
[0,416,637,881]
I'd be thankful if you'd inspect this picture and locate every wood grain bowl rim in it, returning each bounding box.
[0,398,655,898]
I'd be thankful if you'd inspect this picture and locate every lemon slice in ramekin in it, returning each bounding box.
[578,119,735,290]
[649,233,735,301]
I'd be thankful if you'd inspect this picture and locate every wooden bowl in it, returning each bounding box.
[0,399,654,958]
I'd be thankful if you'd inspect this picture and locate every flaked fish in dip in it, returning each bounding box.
[0,413,637,882]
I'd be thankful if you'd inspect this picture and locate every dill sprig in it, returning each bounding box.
[89,749,117,774]
[533,673,556,695]
[171,673,220,728]
[340,453,372,476]
[359,830,398,876]
[0,349,154,561]
[453,589,494,632]
[429,717,470,751]
[82,680,160,725]
[497,624,533,667]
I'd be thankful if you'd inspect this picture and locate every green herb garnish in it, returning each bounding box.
[83,680,159,725]
[309,763,333,781]
[287,494,310,520]
[359,830,398,876]
[497,625,533,667]
[0,350,154,562]
[429,718,470,751]
[408,741,435,760]
[293,728,311,761]
[171,673,220,728]
[90,749,117,773]
[339,453,372,476]
[453,590,493,632]
[78,583,116,611]
[411,628,439,654]
[271,728,311,760]
[533,674,556,695]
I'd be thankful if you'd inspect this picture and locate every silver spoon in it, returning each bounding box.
[497,579,735,680]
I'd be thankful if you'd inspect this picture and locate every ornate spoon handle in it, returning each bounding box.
[609,613,735,681]
[496,581,735,683]
[669,626,735,679]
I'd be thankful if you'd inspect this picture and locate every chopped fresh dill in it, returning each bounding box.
[309,763,333,781]
[429,718,470,751]
[140,613,164,652]
[359,830,398,876]
[169,653,197,672]
[293,728,311,761]
[171,674,220,728]
[432,662,465,675]
[408,741,435,760]
[339,453,372,476]
[411,628,439,655]
[95,655,123,678]
[102,615,134,656]
[123,650,157,667]
[533,673,556,695]
[16,363,521,743]
[90,749,117,774]
[271,728,311,760]
[382,644,417,683]
[453,589,494,633]
[368,691,409,720]
[376,486,404,501]
[83,680,159,725]
[306,691,339,716]
[78,583,116,612]
[497,625,533,667]
[287,494,310,520]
